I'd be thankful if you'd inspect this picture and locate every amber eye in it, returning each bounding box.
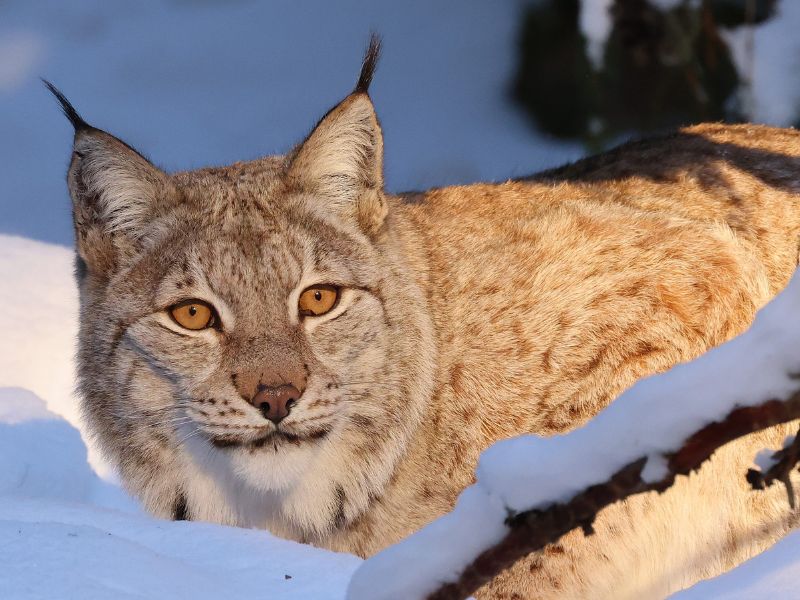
[169,300,216,330]
[298,285,340,317]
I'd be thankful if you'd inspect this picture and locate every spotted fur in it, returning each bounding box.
[51,48,800,598]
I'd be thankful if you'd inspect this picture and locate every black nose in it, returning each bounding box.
[251,384,300,424]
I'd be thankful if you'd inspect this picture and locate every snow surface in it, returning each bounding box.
[752,433,796,473]
[0,382,361,600]
[1,488,360,600]
[0,235,80,429]
[348,268,800,599]
[580,0,614,69]
[671,530,800,599]
[721,1,800,126]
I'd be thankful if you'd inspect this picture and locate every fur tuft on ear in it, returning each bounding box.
[287,37,388,236]
[354,34,381,95]
[48,84,174,276]
[44,79,92,132]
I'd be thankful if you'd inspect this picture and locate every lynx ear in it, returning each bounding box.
[287,36,387,236]
[45,81,174,277]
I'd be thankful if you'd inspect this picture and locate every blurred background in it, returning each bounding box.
[0,0,799,246]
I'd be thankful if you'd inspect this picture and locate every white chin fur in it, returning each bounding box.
[179,422,323,493]
[180,438,319,493]
[226,443,319,492]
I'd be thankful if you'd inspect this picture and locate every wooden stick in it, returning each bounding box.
[426,393,800,600]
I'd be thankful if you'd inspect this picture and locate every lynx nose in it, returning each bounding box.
[251,384,300,425]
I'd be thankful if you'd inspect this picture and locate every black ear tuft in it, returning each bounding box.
[354,33,381,95]
[42,79,91,132]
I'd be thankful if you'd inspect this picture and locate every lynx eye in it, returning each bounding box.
[298,285,340,317]
[169,300,216,330]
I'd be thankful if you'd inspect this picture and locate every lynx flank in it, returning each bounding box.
[50,39,799,598]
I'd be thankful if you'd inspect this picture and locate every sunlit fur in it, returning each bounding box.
[60,64,800,598]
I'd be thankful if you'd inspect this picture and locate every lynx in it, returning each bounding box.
[50,38,800,598]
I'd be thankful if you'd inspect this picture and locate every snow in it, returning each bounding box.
[346,486,508,600]
[721,1,800,126]
[672,530,800,599]
[0,388,94,504]
[0,235,80,429]
[348,268,800,599]
[0,30,44,92]
[1,500,360,600]
[0,385,361,600]
[580,0,614,69]
[752,434,796,473]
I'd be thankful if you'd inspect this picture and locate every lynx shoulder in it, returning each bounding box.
[49,38,800,598]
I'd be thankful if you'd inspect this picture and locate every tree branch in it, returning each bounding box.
[747,426,800,509]
[426,393,800,600]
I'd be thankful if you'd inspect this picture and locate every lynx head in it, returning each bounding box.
[48,37,436,539]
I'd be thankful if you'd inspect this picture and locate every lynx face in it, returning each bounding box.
[53,41,436,538]
[113,184,397,492]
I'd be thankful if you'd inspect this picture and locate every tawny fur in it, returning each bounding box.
[54,59,800,598]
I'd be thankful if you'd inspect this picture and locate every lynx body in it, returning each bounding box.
[52,42,800,598]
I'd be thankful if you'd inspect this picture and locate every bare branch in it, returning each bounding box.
[426,394,800,600]
[747,426,800,509]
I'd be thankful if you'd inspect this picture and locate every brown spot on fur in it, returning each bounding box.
[109,320,128,356]
[574,348,605,378]
[459,405,476,421]
[541,346,554,373]
[349,414,374,429]
[448,362,468,397]
[172,494,189,521]
[630,340,661,363]
[333,485,347,530]
[420,484,435,500]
